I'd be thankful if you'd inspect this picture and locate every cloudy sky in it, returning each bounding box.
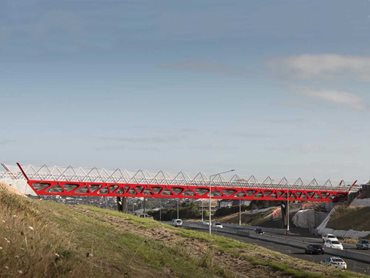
[1,0,370,182]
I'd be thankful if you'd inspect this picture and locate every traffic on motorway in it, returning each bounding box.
[173,220,370,274]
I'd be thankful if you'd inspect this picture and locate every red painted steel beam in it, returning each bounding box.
[27,180,349,202]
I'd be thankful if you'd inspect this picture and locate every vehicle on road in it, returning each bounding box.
[255,228,264,234]
[172,219,183,227]
[322,234,338,242]
[320,257,347,270]
[138,213,154,219]
[305,244,324,255]
[356,239,370,250]
[214,222,223,228]
[324,239,343,250]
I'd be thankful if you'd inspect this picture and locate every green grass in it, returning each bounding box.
[45,203,216,277]
[77,205,368,278]
[1,184,368,277]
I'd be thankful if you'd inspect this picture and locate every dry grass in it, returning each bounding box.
[0,183,367,277]
[0,183,94,277]
[216,207,277,226]
[327,205,370,232]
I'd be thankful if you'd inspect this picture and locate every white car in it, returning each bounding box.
[172,219,183,227]
[322,234,338,242]
[324,239,344,250]
[213,222,223,228]
[320,257,347,270]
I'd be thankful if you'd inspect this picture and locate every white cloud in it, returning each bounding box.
[273,54,370,80]
[270,54,369,110]
[298,88,365,110]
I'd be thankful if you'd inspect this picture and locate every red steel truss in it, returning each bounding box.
[6,163,357,203]
[26,180,352,202]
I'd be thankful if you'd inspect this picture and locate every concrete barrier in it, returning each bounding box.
[324,248,370,264]
[236,230,250,236]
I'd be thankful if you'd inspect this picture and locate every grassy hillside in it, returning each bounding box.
[216,208,277,226]
[0,183,365,278]
[327,205,370,232]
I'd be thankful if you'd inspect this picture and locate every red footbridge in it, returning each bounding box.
[0,163,358,203]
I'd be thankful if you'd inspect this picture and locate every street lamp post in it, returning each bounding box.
[287,190,290,233]
[201,200,204,222]
[209,187,211,235]
[239,200,242,226]
[209,169,235,235]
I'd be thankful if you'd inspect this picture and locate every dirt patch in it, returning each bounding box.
[327,205,370,231]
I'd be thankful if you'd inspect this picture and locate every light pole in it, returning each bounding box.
[209,169,235,235]
[287,189,290,234]
[201,200,204,222]
[239,200,242,226]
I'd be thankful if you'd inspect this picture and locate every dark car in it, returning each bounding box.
[305,244,324,255]
[255,228,264,234]
[356,239,370,250]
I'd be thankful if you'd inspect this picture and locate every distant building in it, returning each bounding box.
[195,199,218,212]
[195,199,251,211]
[218,200,234,208]
[219,200,251,208]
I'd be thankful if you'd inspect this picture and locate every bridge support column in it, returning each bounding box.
[122,197,128,213]
[280,203,287,229]
[177,199,180,219]
[117,197,123,212]
[280,201,290,234]
[287,198,290,233]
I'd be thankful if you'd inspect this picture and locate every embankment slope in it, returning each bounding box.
[0,183,365,277]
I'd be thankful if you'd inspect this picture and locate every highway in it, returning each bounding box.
[181,221,370,275]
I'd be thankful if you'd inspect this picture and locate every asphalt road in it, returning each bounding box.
[181,221,370,275]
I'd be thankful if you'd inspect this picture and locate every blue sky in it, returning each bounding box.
[1,0,370,182]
